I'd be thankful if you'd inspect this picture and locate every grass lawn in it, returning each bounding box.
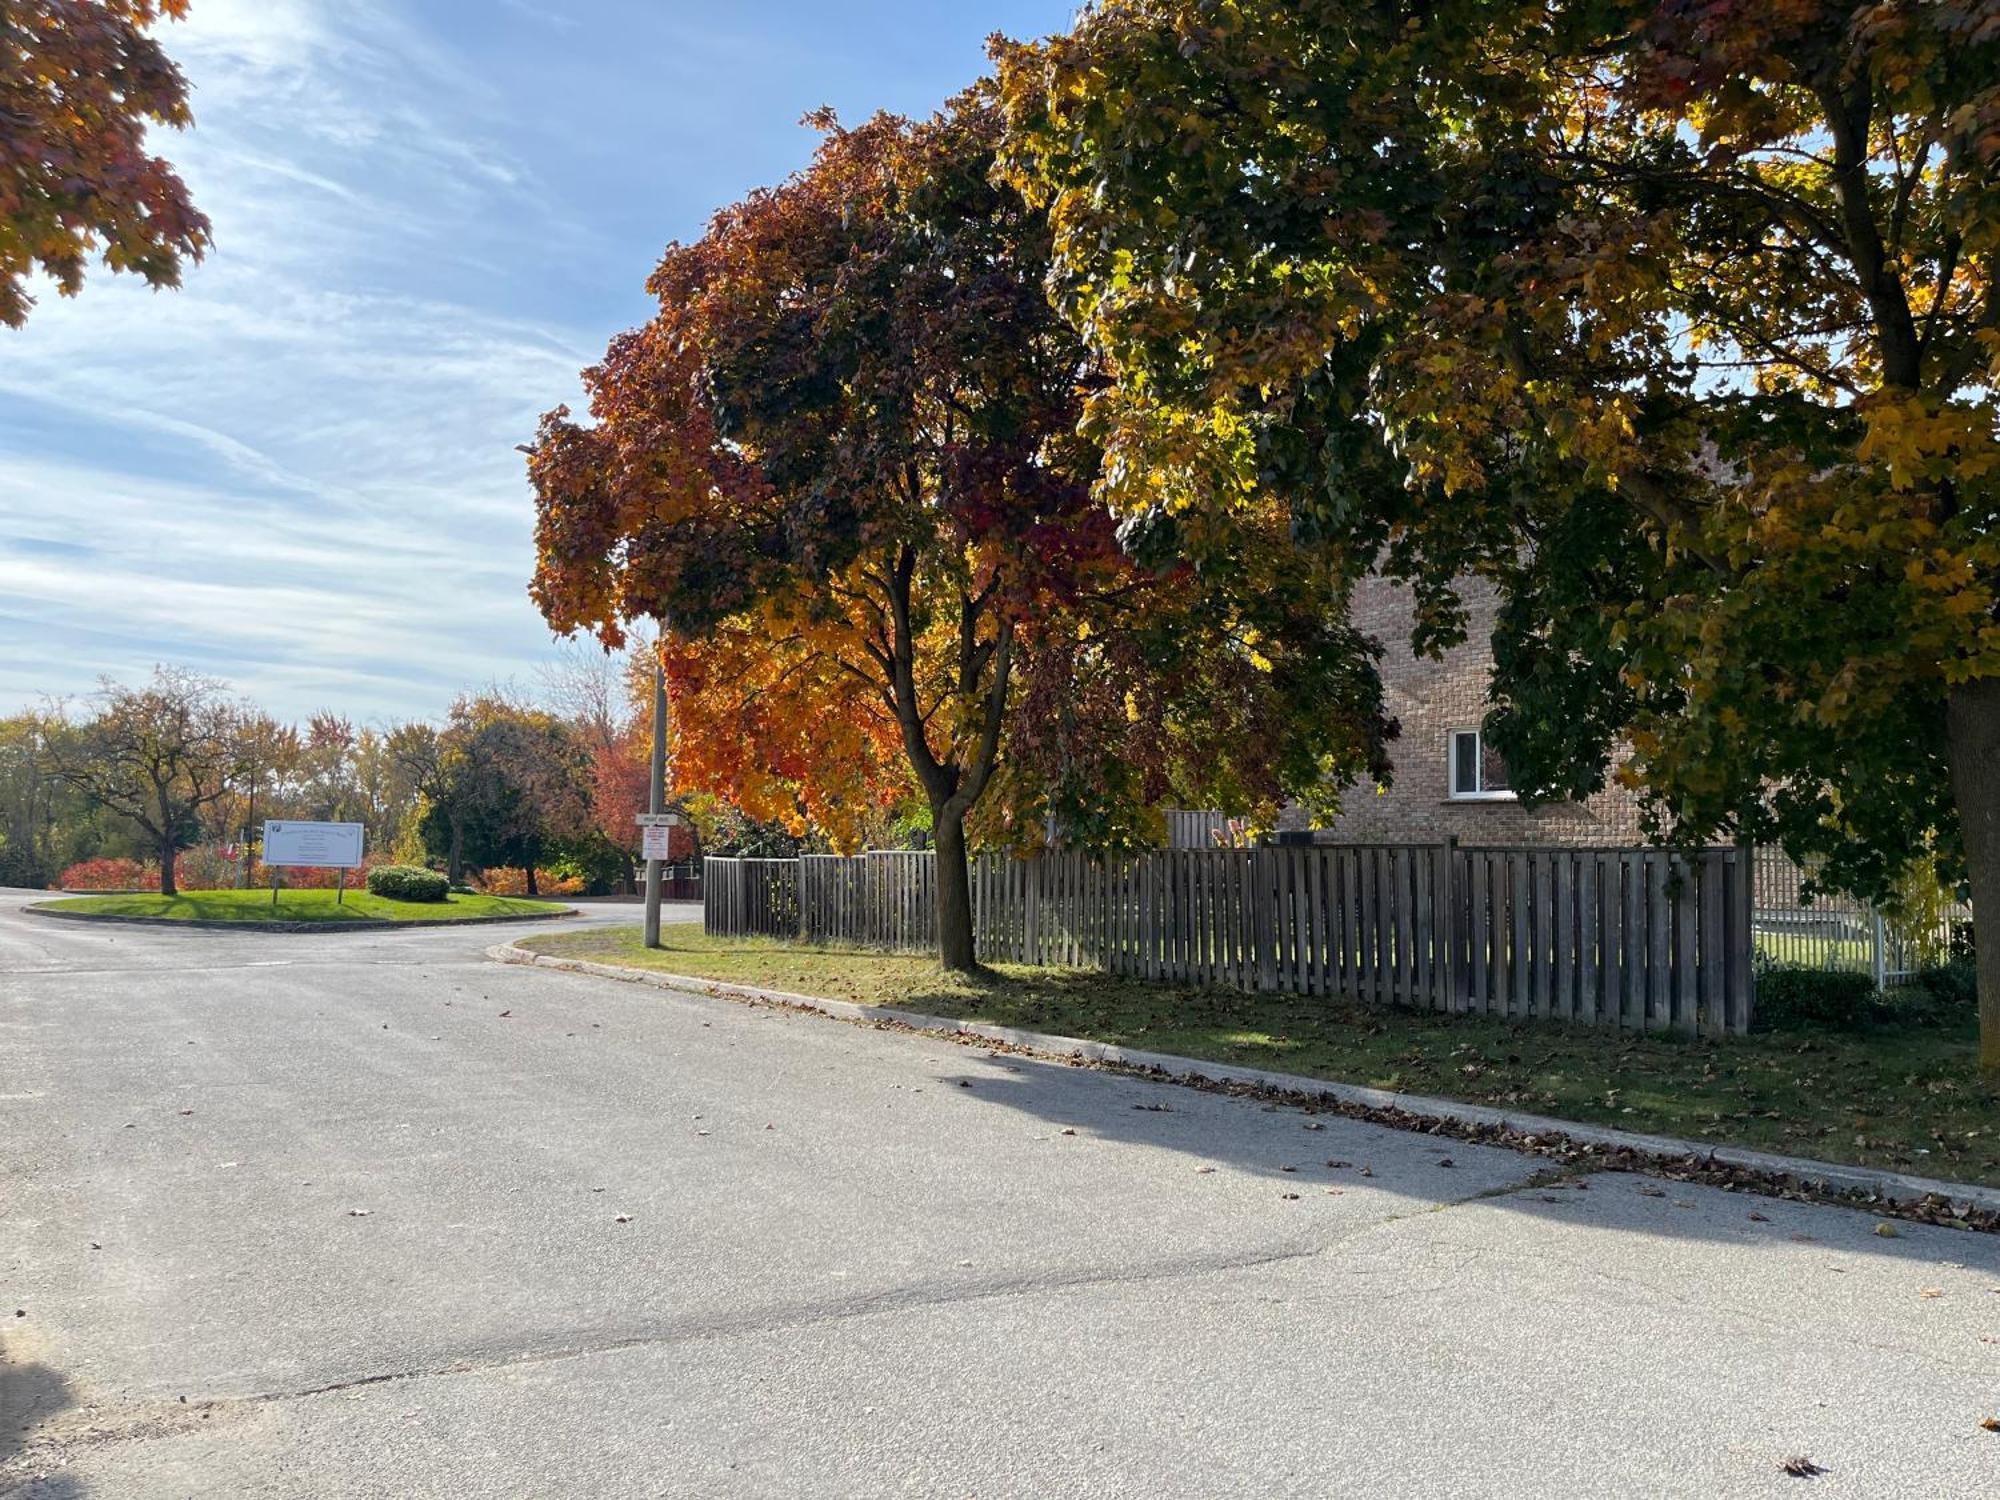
[523,922,2000,1189]
[41,889,569,923]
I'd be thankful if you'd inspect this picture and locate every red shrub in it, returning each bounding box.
[59,858,157,891]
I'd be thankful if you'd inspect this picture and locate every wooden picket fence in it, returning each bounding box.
[705,840,1756,1034]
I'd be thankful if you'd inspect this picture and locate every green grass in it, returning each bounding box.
[522,922,2000,1188]
[41,888,569,923]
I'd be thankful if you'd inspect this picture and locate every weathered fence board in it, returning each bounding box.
[704,841,1757,1032]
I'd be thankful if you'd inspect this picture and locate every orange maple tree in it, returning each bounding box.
[0,0,211,326]
[529,95,1388,967]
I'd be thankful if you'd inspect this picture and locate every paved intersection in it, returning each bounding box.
[2,891,1995,1497]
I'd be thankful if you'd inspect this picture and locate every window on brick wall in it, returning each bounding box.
[1448,729,1515,801]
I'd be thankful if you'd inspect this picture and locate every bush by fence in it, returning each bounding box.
[707,842,1757,1035]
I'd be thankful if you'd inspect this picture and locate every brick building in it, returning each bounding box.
[1282,574,1644,848]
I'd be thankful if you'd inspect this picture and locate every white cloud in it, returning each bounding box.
[0,0,595,722]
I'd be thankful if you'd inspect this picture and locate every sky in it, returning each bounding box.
[0,0,1079,724]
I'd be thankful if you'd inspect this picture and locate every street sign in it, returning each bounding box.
[263,820,365,869]
[635,813,683,828]
[641,824,675,862]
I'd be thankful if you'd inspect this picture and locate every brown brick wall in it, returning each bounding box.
[1299,574,1644,847]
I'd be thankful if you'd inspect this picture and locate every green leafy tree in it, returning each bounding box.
[416,696,593,895]
[997,0,2000,1062]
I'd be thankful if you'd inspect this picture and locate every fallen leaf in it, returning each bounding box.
[1919,1288,1943,1299]
[1280,1192,1300,1201]
[347,1209,370,1218]
[498,1010,512,1018]
[1979,1417,1999,1433]
[1280,1165,1297,1173]
[1060,1128,1077,1136]
[1873,1222,1901,1238]
[1436,1158,1456,1169]
[1303,1122,1325,1132]
[1359,1166,1375,1178]
[1326,1159,1352,1169]
[1781,1456,1826,1478]
[1748,1212,1769,1222]
[1194,1166,1216,1175]
[1639,1187,1667,1198]
[614,1214,633,1224]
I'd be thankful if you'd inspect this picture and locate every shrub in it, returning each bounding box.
[366,864,450,903]
[59,857,156,891]
[1900,959,1978,1023]
[0,843,52,890]
[1754,964,1880,1031]
[476,867,584,897]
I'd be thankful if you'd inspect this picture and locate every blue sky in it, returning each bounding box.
[0,0,1077,722]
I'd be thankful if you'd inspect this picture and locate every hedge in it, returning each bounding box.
[365,864,450,903]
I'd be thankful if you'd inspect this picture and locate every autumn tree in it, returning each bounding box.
[997,1,2000,1060]
[528,95,1389,968]
[45,667,251,895]
[0,0,211,326]
[415,696,593,895]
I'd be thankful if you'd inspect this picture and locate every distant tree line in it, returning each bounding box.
[0,650,786,897]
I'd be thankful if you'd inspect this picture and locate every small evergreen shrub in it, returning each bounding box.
[366,864,449,903]
[1754,965,1880,1031]
[1903,959,1977,1021]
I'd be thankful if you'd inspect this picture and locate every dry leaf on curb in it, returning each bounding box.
[1059,1128,1077,1136]
[1280,1192,1300,1201]
[347,1209,370,1218]
[1748,1212,1769,1222]
[1780,1456,1826,1478]
[1194,1166,1216,1175]
[1639,1187,1667,1198]
[1303,1122,1325,1132]
[1873,1222,1900,1238]
[1919,1288,1943,1299]
[1978,1417,1999,1433]
[614,1214,632,1224]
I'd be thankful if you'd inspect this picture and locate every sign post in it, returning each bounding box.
[261,821,365,912]
[643,656,669,949]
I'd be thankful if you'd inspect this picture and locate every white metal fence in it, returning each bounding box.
[1750,846,1969,985]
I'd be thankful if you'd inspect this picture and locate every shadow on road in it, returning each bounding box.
[927,1045,2000,1272]
[1,1329,85,1498]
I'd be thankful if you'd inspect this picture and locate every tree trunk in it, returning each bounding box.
[158,835,179,898]
[525,864,539,897]
[1946,677,2000,1072]
[932,806,976,972]
[447,821,464,885]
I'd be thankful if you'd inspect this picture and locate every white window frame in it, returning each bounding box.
[1448,728,1517,802]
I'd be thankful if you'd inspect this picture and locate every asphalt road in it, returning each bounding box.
[2,888,1996,1498]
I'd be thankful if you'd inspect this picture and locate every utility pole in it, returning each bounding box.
[643,646,667,949]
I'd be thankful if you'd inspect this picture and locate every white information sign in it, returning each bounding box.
[263,820,365,869]
[641,824,675,861]
[635,813,683,828]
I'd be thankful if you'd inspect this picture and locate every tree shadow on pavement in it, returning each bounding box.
[1,1332,86,1499]
[924,1044,2000,1275]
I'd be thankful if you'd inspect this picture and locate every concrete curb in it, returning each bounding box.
[489,941,2000,1218]
[29,904,579,935]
